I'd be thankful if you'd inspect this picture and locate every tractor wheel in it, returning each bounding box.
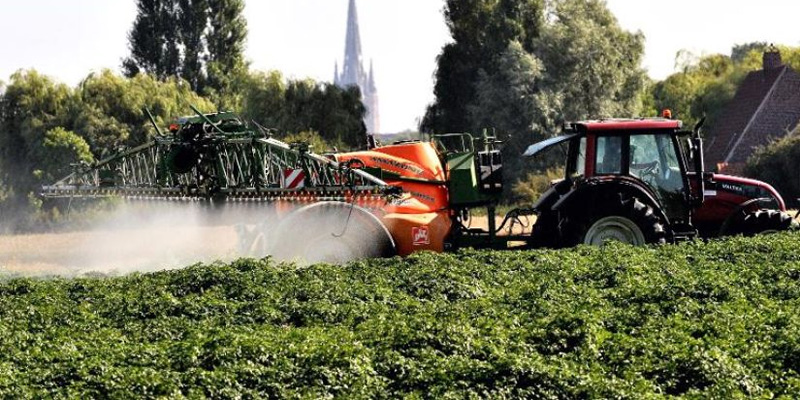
[269,201,396,264]
[560,195,666,246]
[529,211,561,248]
[730,209,796,236]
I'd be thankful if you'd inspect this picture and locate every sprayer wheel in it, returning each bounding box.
[268,201,396,264]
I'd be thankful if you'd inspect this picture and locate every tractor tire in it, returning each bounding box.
[268,201,396,264]
[559,194,666,247]
[730,209,796,237]
[529,211,562,248]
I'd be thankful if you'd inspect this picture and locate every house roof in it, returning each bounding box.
[704,65,800,169]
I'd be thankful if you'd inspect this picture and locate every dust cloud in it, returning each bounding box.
[0,202,279,278]
[0,200,389,278]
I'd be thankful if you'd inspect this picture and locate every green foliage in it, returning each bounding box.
[282,131,331,154]
[2,234,800,397]
[0,70,74,211]
[422,0,545,134]
[204,0,248,110]
[469,41,551,158]
[512,167,564,203]
[731,42,768,64]
[0,69,215,231]
[424,0,645,134]
[122,0,182,80]
[649,53,737,129]
[241,70,286,129]
[241,72,367,150]
[424,0,646,196]
[745,132,800,207]
[36,127,93,182]
[538,0,646,121]
[123,0,248,108]
[76,70,214,146]
[0,67,367,231]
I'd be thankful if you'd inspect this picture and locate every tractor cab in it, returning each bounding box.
[524,117,794,246]
[563,119,695,225]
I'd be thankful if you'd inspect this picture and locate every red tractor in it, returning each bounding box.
[525,117,796,247]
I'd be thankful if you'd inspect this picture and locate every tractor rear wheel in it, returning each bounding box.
[560,195,666,246]
[269,201,396,264]
[731,209,795,236]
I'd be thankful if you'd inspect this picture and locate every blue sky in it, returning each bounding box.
[1,1,799,133]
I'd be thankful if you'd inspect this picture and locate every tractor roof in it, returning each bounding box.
[569,118,682,132]
[523,118,683,158]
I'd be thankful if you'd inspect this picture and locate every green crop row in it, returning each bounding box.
[1,234,799,399]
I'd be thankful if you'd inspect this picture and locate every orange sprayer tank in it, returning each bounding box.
[336,141,453,255]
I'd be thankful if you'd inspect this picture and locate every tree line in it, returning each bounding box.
[0,69,367,232]
[0,0,369,232]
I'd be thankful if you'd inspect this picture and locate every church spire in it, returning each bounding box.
[340,0,363,86]
[334,0,380,134]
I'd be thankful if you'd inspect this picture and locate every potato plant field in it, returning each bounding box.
[1,233,800,398]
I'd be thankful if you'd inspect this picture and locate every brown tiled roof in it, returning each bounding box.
[703,65,800,170]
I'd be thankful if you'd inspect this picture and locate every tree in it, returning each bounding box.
[0,71,88,229]
[424,0,645,138]
[745,133,800,208]
[241,71,366,150]
[123,0,248,107]
[732,42,767,64]
[423,0,647,194]
[468,41,561,193]
[35,127,93,183]
[0,71,73,202]
[122,0,181,80]
[281,79,366,149]
[0,69,218,231]
[422,0,545,134]
[75,70,213,147]
[204,0,248,110]
[469,41,549,155]
[537,0,646,121]
[240,70,287,130]
[178,0,209,91]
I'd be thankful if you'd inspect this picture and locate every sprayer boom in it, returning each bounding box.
[42,111,394,204]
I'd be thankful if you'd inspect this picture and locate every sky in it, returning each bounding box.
[1,1,799,133]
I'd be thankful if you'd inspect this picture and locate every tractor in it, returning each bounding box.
[522,117,796,247]
[41,109,795,263]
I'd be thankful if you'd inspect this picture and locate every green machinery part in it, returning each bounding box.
[42,109,396,204]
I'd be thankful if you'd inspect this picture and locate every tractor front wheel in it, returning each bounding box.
[561,195,666,246]
[730,209,796,236]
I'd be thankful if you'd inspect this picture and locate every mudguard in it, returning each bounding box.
[551,176,671,226]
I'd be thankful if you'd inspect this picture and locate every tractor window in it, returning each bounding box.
[629,133,687,220]
[571,137,586,178]
[595,136,622,174]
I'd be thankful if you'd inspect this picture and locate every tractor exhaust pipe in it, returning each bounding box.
[691,117,707,207]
